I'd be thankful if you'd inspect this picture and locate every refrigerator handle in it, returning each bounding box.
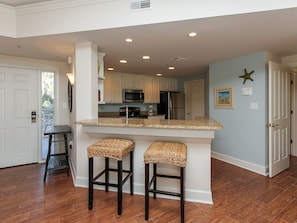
[168,92,171,120]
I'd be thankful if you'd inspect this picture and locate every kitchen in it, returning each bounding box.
[1,1,297,221]
[74,42,222,205]
[98,72,187,120]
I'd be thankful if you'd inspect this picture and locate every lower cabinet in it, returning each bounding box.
[147,115,165,120]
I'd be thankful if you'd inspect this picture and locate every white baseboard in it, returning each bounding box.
[73,176,213,204]
[211,151,268,176]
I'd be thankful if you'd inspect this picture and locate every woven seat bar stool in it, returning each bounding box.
[87,138,135,215]
[144,141,187,223]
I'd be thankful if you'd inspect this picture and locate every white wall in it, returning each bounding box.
[2,0,297,38]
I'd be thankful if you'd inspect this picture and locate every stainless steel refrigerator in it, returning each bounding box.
[157,91,185,119]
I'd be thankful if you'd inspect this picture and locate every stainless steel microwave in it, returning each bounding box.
[123,89,144,103]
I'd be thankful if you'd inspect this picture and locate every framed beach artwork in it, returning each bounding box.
[214,87,234,109]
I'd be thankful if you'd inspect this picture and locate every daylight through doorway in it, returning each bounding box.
[41,71,54,160]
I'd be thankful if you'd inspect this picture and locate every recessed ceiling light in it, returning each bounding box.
[188,32,197,37]
[107,67,114,71]
[168,66,175,70]
[125,38,133,42]
[156,73,162,77]
[120,60,127,63]
[142,56,150,60]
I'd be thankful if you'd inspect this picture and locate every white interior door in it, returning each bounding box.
[184,79,205,120]
[268,61,290,178]
[0,67,38,168]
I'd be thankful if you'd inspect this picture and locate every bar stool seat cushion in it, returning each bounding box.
[144,141,187,167]
[87,138,135,160]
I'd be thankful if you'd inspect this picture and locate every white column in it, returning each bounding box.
[72,41,98,180]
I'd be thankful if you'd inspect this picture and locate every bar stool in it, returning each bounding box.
[144,141,187,223]
[87,138,135,215]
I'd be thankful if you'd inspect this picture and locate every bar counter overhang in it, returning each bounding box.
[74,117,223,204]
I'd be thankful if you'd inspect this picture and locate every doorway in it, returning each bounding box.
[41,71,54,160]
[290,71,297,156]
[184,79,205,120]
[0,67,39,168]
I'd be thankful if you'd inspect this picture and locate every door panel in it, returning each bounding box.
[185,79,205,120]
[269,61,290,177]
[0,67,38,168]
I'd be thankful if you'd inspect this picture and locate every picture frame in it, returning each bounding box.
[214,87,234,109]
[68,79,72,112]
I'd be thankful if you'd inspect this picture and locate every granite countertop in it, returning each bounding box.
[76,117,223,130]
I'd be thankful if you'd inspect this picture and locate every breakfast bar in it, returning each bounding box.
[75,117,222,204]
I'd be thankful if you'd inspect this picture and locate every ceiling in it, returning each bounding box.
[1,1,297,78]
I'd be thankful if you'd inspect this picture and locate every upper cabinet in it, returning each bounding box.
[143,77,160,103]
[122,74,144,90]
[104,73,122,103]
[100,71,179,104]
[159,77,178,91]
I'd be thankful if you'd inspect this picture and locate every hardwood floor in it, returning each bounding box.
[1,157,297,222]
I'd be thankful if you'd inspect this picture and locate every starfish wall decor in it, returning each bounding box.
[239,68,254,84]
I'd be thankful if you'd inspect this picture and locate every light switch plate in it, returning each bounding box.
[250,102,258,110]
[242,87,253,96]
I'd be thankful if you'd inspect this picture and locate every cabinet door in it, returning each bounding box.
[144,77,160,103]
[122,74,133,89]
[133,75,144,89]
[122,74,144,90]
[104,74,122,103]
[151,78,160,102]
[160,78,177,91]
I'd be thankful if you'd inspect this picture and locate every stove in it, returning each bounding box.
[119,106,140,118]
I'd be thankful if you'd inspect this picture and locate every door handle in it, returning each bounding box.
[267,123,279,128]
[31,111,36,123]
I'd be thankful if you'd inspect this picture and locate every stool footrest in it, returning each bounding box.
[93,171,133,188]
[156,173,181,179]
[148,189,181,197]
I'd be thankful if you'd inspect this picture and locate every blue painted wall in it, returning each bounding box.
[209,52,268,166]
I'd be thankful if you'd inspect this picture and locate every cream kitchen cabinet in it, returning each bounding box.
[122,74,144,90]
[159,77,178,91]
[104,73,122,103]
[143,77,160,103]
[147,114,165,120]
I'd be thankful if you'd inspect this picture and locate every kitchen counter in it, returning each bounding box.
[74,117,222,204]
[77,117,222,130]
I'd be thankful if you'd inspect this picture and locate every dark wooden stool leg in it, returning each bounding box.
[130,151,134,195]
[63,133,70,177]
[43,134,52,182]
[118,160,123,215]
[88,157,94,210]
[181,167,185,223]
[105,157,109,192]
[145,163,149,220]
[153,163,157,199]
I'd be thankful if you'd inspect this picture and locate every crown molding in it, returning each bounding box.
[12,0,116,15]
[0,3,15,14]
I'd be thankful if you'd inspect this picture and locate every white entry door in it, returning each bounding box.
[0,67,38,168]
[184,79,205,120]
[268,61,290,178]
